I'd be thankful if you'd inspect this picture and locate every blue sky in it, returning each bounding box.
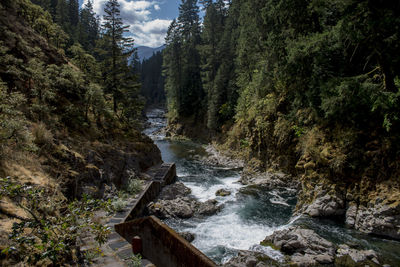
[80,0,181,47]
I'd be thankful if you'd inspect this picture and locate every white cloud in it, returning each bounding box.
[83,0,170,47]
[131,19,171,47]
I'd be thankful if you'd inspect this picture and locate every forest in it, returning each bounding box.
[1,0,400,266]
[164,0,400,186]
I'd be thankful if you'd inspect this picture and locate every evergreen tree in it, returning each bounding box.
[98,0,141,123]
[199,0,227,130]
[169,0,203,119]
[140,51,165,106]
[163,19,182,120]
[78,0,99,51]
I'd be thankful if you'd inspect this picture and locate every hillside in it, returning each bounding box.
[0,0,161,265]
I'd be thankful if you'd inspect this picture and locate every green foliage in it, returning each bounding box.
[137,51,165,106]
[163,0,204,122]
[126,177,143,195]
[128,253,142,267]
[0,80,35,155]
[96,0,143,126]
[163,0,400,178]
[111,198,127,212]
[0,177,111,265]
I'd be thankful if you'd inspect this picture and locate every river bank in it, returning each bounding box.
[144,108,400,266]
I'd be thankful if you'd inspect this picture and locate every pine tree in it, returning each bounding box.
[177,0,203,118]
[68,0,79,27]
[163,19,182,120]
[199,0,227,130]
[98,0,141,124]
[140,52,165,106]
[78,0,99,51]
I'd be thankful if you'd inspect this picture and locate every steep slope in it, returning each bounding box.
[0,1,162,265]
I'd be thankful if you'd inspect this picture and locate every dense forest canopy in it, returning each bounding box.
[163,0,400,178]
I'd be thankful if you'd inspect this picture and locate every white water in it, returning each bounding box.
[145,108,295,263]
[144,108,400,265]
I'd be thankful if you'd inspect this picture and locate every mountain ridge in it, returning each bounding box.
[136,45,165,62]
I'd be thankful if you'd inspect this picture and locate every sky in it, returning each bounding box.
[80,0,181,48]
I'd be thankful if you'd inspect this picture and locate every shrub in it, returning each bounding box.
[128,254,142,267]
[0,80,35,156]
[111,199,127,212]
[0,177,110,266]
[32,122,53,147]
[127,178,143,195]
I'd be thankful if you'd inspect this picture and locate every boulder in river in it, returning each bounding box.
[349,201,400,240]
[158,182,192,200]
[197,199,223,216]
[262,226,336,266]
[222,250,285,267]
[147,196,223,219]
[147,197,196,219]
[178,231,195,243]
[335,244,380,266]
[259,227,385,266]
[216,188,231,197]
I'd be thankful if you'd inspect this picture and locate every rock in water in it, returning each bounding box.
[222,251,285,267]
[216,188,231,197]
[178,232,195,243]
[263,226,335,266]
[147,196,223,219]
[147,197,195,219]
[336,244,380,266]
[197,199,223,216]
[158,182,191,200]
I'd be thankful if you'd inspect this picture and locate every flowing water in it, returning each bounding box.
[144,108,400,265]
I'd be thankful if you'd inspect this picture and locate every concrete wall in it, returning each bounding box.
[124,163,176,221]
[115,162,217,266]
[115,216,216,267]
[124,181,161,221]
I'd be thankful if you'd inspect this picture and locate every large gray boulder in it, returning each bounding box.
[197,199,223,216]
[147,197,196,219]
[335,244,380,266]
[222,251,284,267]
[349,202,400,240]
[263,227,335,266]
[147,197,223,219]
[158,182,191,200]
[302,186,345,217]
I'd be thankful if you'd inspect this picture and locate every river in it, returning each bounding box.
[144,108,400,265]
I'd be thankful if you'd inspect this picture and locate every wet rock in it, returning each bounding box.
[197,199,223,216]
[297,182,345,218]
[148,197,222,218]
[240,171,297,191]
[203,145,244,168]
[147,197,195,219]
[305,192,345,217]
[352,202,400,240]
[178,232,195,243]
[216,188,231,197]
[222,251,284,267]
[336,244,380,266]
[238,186,260,198]
[263,226,335,266]
[158,182,191,200]
[345,202,358,227]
